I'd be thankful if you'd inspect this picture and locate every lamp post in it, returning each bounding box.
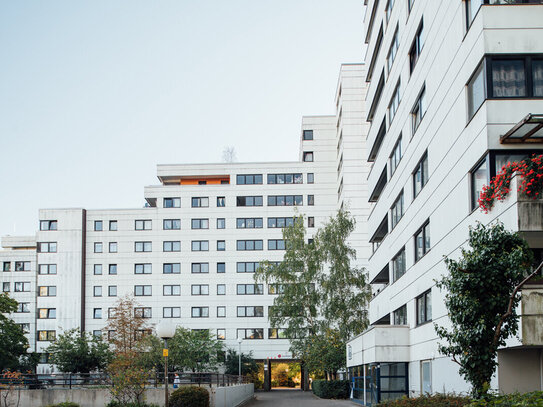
[237,337,243,383]
[157,321,175,407]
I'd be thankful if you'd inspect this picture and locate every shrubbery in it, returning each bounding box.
[377,394,471,407]
[470,391,543,407]
[168,386,209,407]
[311,379,349,399]
[106,401,159,407]
[44,403,81,407]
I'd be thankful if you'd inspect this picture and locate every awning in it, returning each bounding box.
[500,114,543,144]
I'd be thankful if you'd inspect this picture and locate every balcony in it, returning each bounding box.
[347,325,410,365]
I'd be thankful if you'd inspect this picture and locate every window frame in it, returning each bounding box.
[413,152,429,198]
[416,290,432,325]
[414,221,431,262]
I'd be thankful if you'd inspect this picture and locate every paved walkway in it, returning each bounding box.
[246,389,354,406]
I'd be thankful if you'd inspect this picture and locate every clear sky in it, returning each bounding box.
[0,0,365,238]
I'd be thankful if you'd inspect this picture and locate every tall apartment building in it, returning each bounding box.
[0,64,372,373]
[347,0,543,404]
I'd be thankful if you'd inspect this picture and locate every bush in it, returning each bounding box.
[311,380,349,399]
[105,402,159,407]
[45,403,80,407]
[377,394,471,407]
[469,391,543,407]
[168,386,209,407]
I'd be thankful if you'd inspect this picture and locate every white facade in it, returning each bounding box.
[348,0,543,404]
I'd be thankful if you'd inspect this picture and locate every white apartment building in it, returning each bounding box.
[347,0,543,404]
[0,64,372,374]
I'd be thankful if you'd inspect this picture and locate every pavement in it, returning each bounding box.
[245,389,355,406]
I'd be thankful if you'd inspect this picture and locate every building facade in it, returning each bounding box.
[347,0,543,404]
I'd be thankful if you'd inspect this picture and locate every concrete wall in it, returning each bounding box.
[212,383,254,407]
[498,348,543,394]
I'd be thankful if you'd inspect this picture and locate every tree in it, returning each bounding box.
[0,294,28,371]
[224,349,258,376]
[435,222,542,398]
[254,209,370,377]
[222,146,237,163]
[46,328,111,374]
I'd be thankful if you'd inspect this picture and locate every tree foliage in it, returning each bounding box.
[224,349,258,376]
[46,328,112,374]
[254,209,370,376]
[0,294,29,371]
[435,222,540,398]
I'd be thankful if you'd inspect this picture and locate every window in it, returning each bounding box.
[534,59,543,97]
[217,197,225,207]
[236,174,263,185]
[236,196,263,207]
[237,328,264,340]
[2,282,9,292]
[191,240,209,251]
[308,195,314,206]
[14,282,30,292]
[237,284,263,295]
[236,262,260,274]
[163,263,180,274]
[109,220,117,231]
[39,264,56,275]
[308,217,315,228]
[109,242,118,253]
[191,197,209,208]
[93,308,102,319]
[303,130,313,140]
[217,240,225,251]
[15,261,30,271]
[267,173,303,184]
[387,26,399,73]
[192,307,209,318]
[163,241,180,252]
[491,58,527,97]
[16,303,30,313]
[191,219,208,229]
[164,307,181,318]
[93,286,102,297]
[38,308,56,319]
[2,262,10,272]
[19,323,30,334]
[416,290,432,324]
[217,306,226,318]
[217,218,225,229]
[217,262,225,273]
[390,136,402,175]
[412,87,426,133]
[367,25,383,82]
[385,0,395,22]
[269,284,285,295]
[134,285,152,296]
[108,308,116,318]
[94,242,103,253]
[471,158,489,210]
[268,239,286,250]
[163,219,181,230]
[236,218,263,229]
[108,286,117,297]
[40,220,57,231]
[191,284,209,295]
[217,329,226,340]
[269,328,288,339]
[408,0,415,12]
[393,305,407,325]
[217,284,226,295]
[421,360,432,394]
[94,221,103,231]
[237,240,263,251]
[135,242,152,252]
[135,220,152,230]
[134,307,152,318]
[392,248,406,281]
[134,264,152,274]
[389,81,401,125]
[237,306,264,317]
[267,195,303,206]
[38,242,57,253]
[163,285,181,296]
[409,21,424,73]
[303,151,314,162]
[38,330,56,341]
[192,263,209,273]
[413,152,429,197]
[268,217,296,228]
[307,173,314,184]
[109,264,117,275]
[415,221,431,262]
[164,197,181,208]
[391,191,404,229]
[467,62,485,119]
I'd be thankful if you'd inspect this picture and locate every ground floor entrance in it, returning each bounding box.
[260,359,309,391]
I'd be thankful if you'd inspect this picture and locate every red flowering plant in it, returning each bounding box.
[479,154,543,213]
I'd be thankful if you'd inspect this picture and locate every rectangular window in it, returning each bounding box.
[217,329,226,340]
[467,62,485,119]
[237,306,264,317]
[491,59,526,97]
[38,242,57,253]
[534,60,543,97]
[268,239,286,250]
[237,328,264,340]
[393,304,407,325]
[236,218,263,229]
[308,195,314,206]
[385,0,395,22]
[267,195,303,206]
[387,26,399,73]
[416,290,432,325]
[267,173,303,184]
[163,219,181,230]
[191,307,209,318]
[308,217,315,228]
[163,285,181,296]
[307,173,314,184]
[390,136,402,175]
[109,220,118,231]
[392,248,406,282]
[191,197,209,208]
[16,303,30,313]
[267,217,297,228]
[409,21,424,73]
[134,264,152,274]
[217,197,225,207]
[109,242,118,253]
[134,242,152,252]
[94,264,102,275]
[236,240,263,251]
[303,152,314,162]
[421,360,432,394]
[164,197,181,208]
[163,241,181,252]
[109,264,117,275]
[217,284,226,295]
[391,191,404,229]
[108,286,117,297]
[134,285,152,296]
[163,263,180,274]
[19,323,30,334]
[191,240,209,251]
[40,220,58,231]
[191,219,209,229]
[217,306,226,318]
[217,218,226,229]
[471,158,489,210]
[191,263,209,273]
[269,328,288,339]
[237,284,263,295]
[2,282,9,292]
[134,307,152,318]
[389,81,401,125]
[269,284,285,295]
[38,308,56,319]
[93,286,102,297]
[15,261,31,271]
[415,221,431,262]
[236,196,263,207]
[303,130,313,140]
[236,174,263,185]
[163,307,181,318]
[2,262,10,272]
[38,264,56,275]
[217,262,225,273]
[94,220,103,231]
[412,87,426,133]
[413,152,429,197]
[94,242,103,253]
[14,282,30,292]
[38,330,56,341]
[237,262,261,273]
[217,240,225,251]
[135,220,152,230]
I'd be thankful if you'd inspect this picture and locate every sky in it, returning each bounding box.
[0,1,365,238]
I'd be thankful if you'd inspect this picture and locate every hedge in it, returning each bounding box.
[168,386,210,407]
[376,392,543,407]
[469,391,543,407]
[311,380,349,399]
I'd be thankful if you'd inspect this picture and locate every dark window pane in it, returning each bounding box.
[492,60,526,97]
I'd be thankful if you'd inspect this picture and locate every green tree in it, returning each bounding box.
[46,328,112,374]
[0,293,29,371]
[224,349,258,376]
[435,222,542,398]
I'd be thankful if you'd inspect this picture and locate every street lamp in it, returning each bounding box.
[157,321,175,407]
[237,337,243,383]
